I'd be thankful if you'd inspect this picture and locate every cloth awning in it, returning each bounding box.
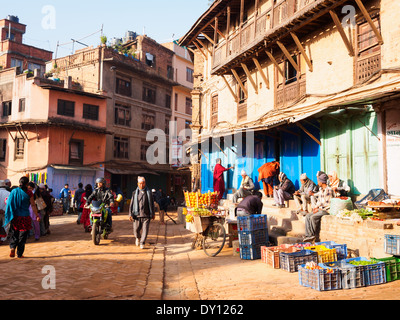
[50,165,102,172]
[106,168,160,176]
[189,75,400,145]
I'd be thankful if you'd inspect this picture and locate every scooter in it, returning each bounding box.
[89,200,112,245]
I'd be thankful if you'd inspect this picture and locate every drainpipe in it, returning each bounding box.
[99,46,104,92]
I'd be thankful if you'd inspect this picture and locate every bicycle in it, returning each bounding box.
[191,215,227,257]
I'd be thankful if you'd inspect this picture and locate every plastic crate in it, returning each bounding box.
[317,241,348,260]
[261,245,299,269]
[324,260,366,289]
[345,257,387,286]
[384,235,400,256]
[299,264,342,291]
[355,189,389,209]
[371,257,400,282]
[240,244,264,260]
[237,214,268,232]
[238,229,269,246]
[305,245,338,264]
[280,250,318,273]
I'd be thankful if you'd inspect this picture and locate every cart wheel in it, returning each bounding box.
[203,222,226,257]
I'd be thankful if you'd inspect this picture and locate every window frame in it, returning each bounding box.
[57,99,75,117]
[14,138,25,160]
[115,77,132,97]
[69,139,84,165]
[19,98,25,113]
[113,136,129,160]
[0,139,6,162]
[2,101,12,117]
[186,67,194,83]
[141,110,156,131]
[114,104,131,127]
[83,103,99,121]
[142,85,157,104]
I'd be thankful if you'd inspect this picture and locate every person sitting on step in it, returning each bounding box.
[273,173,295,209]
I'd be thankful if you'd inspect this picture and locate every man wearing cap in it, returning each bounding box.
[0,180,10,243]
[232,170,255,204]
[303,171,334,242]
[293,173,319,215]
[4,179,12,192]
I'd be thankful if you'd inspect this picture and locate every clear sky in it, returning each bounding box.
[1,0,210,57]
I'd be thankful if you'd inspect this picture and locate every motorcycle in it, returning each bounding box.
[89,200,112,245]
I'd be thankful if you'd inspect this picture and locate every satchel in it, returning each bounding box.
[35,197,47,211]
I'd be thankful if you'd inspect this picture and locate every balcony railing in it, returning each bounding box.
[212,0,319,71]
[276,75,306,108]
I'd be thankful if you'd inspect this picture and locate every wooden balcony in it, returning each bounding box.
[211,0,347,75]
[276,75,306,109]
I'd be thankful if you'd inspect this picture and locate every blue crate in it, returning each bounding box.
[317,241,348,260]
[299,264,342,291]
[384,235,400,256]
[239,244,264,260]
[344,257,387,286]
[324,260,366,289]
[238,229,269,246]
[237,214,268,232]
[355,189,389,209]
[280,250,318,273]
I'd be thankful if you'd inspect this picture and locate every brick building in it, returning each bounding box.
[0,68,108,195]
[49,34,191,199]
[0,15,52,73]
[180,0,400,198]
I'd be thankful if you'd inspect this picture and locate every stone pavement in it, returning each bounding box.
[0,211,399,300]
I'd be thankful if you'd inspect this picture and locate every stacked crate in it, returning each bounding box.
[237,215,269,260]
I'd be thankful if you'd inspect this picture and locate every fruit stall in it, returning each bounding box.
[183,191,235,253]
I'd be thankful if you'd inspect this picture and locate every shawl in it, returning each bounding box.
[129,187,154,218]
[3,187,31,228]
[258,162,280,182]
[213,164,227,180]
[328,171,340,188]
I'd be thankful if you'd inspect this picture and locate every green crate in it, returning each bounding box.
[371,257,400,282]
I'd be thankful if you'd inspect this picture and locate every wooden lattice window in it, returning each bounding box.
[356,13,381,84]
[237,80,248,122]
[211,95,218,127]
[15,138,24,160]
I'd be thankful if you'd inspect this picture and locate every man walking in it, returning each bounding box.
[59,184,71,215]
[129,177,155,249]
[74,183,85,224]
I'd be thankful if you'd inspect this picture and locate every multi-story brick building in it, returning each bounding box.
[0,68,108,194]
[49,34,190,199]
[180,0,400,197]
[0,15,52,73]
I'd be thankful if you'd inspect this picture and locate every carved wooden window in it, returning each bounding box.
[237,80,247,122]
[211,95,219,127]
[356,13,381,84]
[275,52,306,109]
